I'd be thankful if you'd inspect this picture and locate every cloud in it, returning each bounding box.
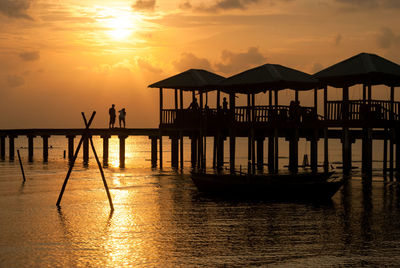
[334,34,342,46]
[6,74,25,88]
[0,0,33,20]
[132,0,156,11]
[196,0,260,12]
[179,1,192,10]
[335,0,400,10]
[137,59,162,74]
[376,27,400,49]
[19,51,40,61]
[94,59,134,74]
[173,53,212,71]
[215,47,266,75]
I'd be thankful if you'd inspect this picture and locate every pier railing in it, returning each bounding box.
[326,100,400,121]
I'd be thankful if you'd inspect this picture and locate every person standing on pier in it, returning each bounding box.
[119,108,126,128]
[109,104,116,128]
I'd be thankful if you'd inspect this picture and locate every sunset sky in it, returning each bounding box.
[1,0,400,128]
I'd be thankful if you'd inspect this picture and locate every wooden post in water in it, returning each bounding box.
[1,135,6,160]
[191,134,197,168]
[288,129,299,173]
[268,134,274,173]
[390,129,394,181]
[171,135,179,168]
[274,89,279,172]
[66,135,75,160]
[229,93,236,172]
[119,135,127,168]
[9,135,16,161]
[17,150,26,182]
[384,130,388,178]
[83,135,89,165]
[217,135,224,169]
[310,129,319,173]
[180,89,184,169]
[28,135,35,162]
[256,137,264,171]
[150,136,158,168]
[42,135,49,162]
[342,86,351,175]
[323,86,329,173]
[159,88,163,169]
[101,135,110,166]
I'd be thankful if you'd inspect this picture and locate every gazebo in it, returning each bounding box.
[314,52,400,175]
[149,68,225,169]
[214,63,319,173]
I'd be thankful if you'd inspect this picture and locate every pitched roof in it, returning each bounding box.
[215,64,318,93]
[148,69,225,91]
[313,52,400,88]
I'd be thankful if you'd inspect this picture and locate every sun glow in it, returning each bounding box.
[97,7,141,41]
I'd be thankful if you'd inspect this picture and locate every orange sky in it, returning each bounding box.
[0,0,400,128]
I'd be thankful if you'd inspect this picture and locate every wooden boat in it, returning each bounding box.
[191,171,343,201]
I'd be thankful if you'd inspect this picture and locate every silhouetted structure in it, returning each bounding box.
[1,52,400,180]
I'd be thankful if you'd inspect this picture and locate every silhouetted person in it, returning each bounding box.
[222,97,228,110]
[119,108,126,128]
[188,98,199,110]
[109,104,116,128]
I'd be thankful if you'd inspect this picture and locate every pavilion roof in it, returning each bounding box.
[213,63,318,94]
[313,52,400,88]
[148,69,225,91]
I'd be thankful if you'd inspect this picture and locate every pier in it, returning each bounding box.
[1,52,400,179]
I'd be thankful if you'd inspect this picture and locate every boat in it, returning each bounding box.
[191,171,343,201]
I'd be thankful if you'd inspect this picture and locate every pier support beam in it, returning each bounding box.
[28,135,35,162]
[66,135,75,161]
[0,136,5,160]
[42,135,49,162]
[362,128,373,175]
[150,136,158,168]
[288,129,299,173]
[101,135,110,166]
[229,133,235,172]
[324,128,329,173]
[180,132,184,169]
[342,128,352,175]
[119,135,127,168]
[268,135,274,173]
[9,135,16,161]
[390,129,394,180]
[217,135,224,169]
[170,136,179,168]
[274,128,279,173]
[383,130,388,178]
[256,137,265,171]
[83,135,89,165]
[310,130,319,173]
[190,135,197,168]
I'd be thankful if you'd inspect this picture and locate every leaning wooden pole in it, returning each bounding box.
[56,112,95,207]
[89,134,114,210]
[17,150,26,183]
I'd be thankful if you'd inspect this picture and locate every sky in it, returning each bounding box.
[0,0,400,128]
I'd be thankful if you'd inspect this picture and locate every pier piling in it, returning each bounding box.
[28,135,35,162]
[0,136,5,160]
[150,136,158,168]
[101,135,110,166]
[119,135,127,168]
[66,135,75,160]
[83,135,89,165]
[9,135,16,161]
[171,136,179,168]
[42,135,49,162]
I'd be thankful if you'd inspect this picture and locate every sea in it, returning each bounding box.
[1,136,400,267]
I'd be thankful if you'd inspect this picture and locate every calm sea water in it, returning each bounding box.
[1,136,400,267]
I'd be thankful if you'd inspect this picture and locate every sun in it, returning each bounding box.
[97,7,141,41]
[107,16,133,40]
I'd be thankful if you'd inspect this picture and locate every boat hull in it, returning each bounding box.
[191,172,343,201]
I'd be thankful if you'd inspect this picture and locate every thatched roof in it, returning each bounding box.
[313,52,400,88]
[148,69,225,91]
[214,64,318,94]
